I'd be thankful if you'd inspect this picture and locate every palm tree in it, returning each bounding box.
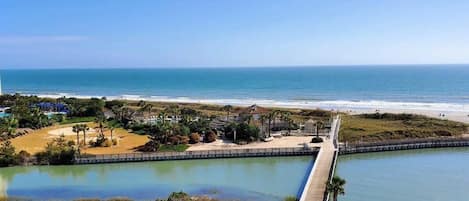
[272,110,281,129]
[81,124,90,146]
[106,121,118,147]
[326,176,346,201]
[143,103,154,117]
[94,113,106,135]
[259,114,267,137]
[266,111,277,137]
[222,105,233,121]
[137,100,146,107]
[72,124,81,146]
[315,120,324,138]
[159,111,168,124]
[244,114,253,124]
[111,105,123,122]
[170,105,181,122]
[5,117,18,136]
[281,112,292,135]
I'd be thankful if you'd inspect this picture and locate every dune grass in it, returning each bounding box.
[340,113,468,143]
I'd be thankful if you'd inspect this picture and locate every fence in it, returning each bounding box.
[339,137,469,155]
[323,116,340,201]
[75,147,319,164]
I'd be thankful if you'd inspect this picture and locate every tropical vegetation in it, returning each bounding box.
[35,135,76,165]
[326,176,346,201]
[0,140,30,167]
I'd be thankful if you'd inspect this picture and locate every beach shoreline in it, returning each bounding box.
[29,93,469,123]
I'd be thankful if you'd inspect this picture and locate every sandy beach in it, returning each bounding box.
[187,136,316,151]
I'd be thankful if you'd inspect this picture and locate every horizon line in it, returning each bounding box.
[1,63,469,70]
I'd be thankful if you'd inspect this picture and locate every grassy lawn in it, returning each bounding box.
[159,144,189,152]
[59,116,96,124]
[340,113,468,143]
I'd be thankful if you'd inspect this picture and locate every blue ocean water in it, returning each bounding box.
[1,65,469,111]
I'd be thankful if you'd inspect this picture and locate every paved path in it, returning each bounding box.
[300,116,340,201]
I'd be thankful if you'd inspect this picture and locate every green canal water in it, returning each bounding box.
[336,147,469,201]
[0,156,313,201]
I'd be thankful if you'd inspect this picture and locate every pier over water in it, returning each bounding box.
[300,116,340,201]
[75,116,342,201]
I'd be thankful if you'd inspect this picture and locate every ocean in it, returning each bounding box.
[1,65,469,112]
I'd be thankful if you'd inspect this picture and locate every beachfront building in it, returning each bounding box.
[238,104,270,122]
[36,102,69,116]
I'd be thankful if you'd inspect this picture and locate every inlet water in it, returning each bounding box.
[336,147,469,201]
[0,156,313,201]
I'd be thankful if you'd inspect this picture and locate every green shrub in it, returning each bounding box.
[0,141,16,167]
[311,137,323,143]
[179,136,190,144]
[235,123,260,142]
[204,130,217,143]
[189,133,201,144]
[35,135,75,165]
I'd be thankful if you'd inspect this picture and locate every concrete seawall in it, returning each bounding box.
[75,147,319,164]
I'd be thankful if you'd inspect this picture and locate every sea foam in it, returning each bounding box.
[27,93,469,112]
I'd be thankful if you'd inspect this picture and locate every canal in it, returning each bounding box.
[336,147,469,201]
[0,156,314,201]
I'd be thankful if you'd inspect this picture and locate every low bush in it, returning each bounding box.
[168,135,190,145]
[189,133,201,144]
[35,135,75,165]
[0,141,17,167]
[311,137,323,143]
[204,130,217,143]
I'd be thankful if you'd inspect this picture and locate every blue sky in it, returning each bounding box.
[1,0,469,68]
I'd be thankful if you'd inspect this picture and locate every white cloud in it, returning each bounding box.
[0,35,88,44]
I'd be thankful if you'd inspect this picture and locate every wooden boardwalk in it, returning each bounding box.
[75,147,319,164]
[300,116,340,201]
[340,138,469,155]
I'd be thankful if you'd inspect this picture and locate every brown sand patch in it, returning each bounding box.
[10,123,149,155]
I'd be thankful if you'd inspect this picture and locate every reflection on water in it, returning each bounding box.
[0,175,6,198]
[0,156,314,201]
[337,147,469,201]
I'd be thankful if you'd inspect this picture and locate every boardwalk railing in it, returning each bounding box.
[339,137,469,154]
[323,116,340,201]
[75,147,319,164]
[299,115,340,201]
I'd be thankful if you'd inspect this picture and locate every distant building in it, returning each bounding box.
[238,104,270,121]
